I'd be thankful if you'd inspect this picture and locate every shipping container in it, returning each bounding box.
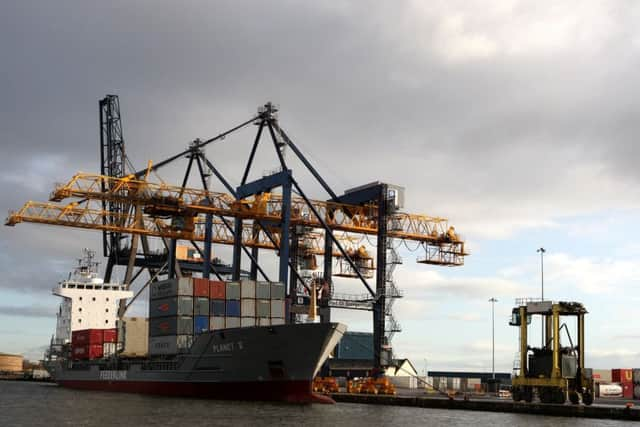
[194,316,209,334]
[241,279,256,298]
[270,299,285,318]
[149,296,194,318]
[194,297,209,316]
[256,281,270,299]
[88,344,103,359]
[635,384,640,399]
[270,282,286,299]
[241,317,256,327]
[102,328,117,343]
[150,278,193,300]
[103,342,117,357]
[72,329,104,345]
[256,300,270,317]
[193,278,210,297]
[209,280,226,299]
[209,316,225,331]
[241,299,256,317]
[271,317,285,326]
[622,382,634,399]
[592,369,613,383]
[149,316,194,336]
[257,317,270,326]
[225,317,241,328]
[117,317,149,357]
[226,282,241,300]
[633,368,640,384]
[72,344,103,360]
[468,378,482,386]
[612,369,633,383]
[148,335,193,356]
[210,299,225,316]
[226,300,241,317]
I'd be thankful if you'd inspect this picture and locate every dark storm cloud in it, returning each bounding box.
[1,0,640,294]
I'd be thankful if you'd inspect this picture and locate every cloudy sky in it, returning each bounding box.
[2,1,640,372]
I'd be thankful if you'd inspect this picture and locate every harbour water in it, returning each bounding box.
[0,381,629,427]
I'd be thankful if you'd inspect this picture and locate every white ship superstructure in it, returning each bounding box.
[53,249,132,344]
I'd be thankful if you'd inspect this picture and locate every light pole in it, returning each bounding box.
[489,297,498,380]
[537,247,546,347]
[537,247,545,300]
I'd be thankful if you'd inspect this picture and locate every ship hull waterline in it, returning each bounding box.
[48,322,346,404]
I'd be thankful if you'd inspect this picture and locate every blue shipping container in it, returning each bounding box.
[210,299,226,316]
[194,316,209,334]
[226,300,241,317]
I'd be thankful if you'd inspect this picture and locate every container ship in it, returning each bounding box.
[45,250,346,403]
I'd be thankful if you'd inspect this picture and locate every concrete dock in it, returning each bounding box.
[330,393,640,421]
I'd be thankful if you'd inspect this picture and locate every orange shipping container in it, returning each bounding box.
[209,280,226,299]
[193,278,210,297]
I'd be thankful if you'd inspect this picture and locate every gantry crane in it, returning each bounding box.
[5,97,468,372]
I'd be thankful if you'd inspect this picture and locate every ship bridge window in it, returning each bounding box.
[86,285,93,289]
[77,285,84,289]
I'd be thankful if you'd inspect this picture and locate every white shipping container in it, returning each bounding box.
[270,299,285,318]
[225,282,241,300]
[103,342,117,357]
[258,317,271,326]
[270,282,286,299]
[256,300,270,317]
[241,317,256,327]
[209,316,225,331]
[256,281,270,299]
[241,299,256,317]
[241,279,256,298]
[225,317,241,328]
[271,317,285,326]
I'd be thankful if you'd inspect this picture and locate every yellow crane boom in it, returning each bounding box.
[7,172,467,266]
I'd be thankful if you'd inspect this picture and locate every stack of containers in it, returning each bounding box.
[633,369,640,400]
[148,278,194,355]
[241,279,256,327]
[209,280,226,331]
[225,281,241,328]
[270,282,286,325]
[256,281,271,326]
[193,278,210,334]
[612,368,634,399]
[71,329,116,360]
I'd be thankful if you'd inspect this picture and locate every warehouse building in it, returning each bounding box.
[0,353,24,374]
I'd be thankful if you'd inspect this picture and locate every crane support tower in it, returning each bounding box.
[510,300,594,405]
